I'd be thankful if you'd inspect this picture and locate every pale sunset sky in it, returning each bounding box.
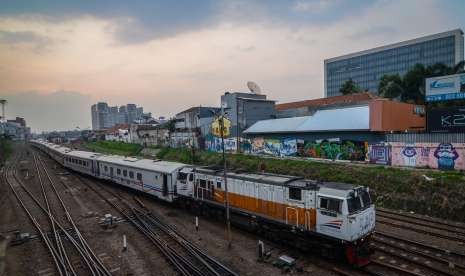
[0,0,464,131]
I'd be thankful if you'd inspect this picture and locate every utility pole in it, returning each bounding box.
[219,108,232,248]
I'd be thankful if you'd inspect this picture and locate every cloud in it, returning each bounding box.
[292,0,333,13]
[0,0,463,133]
[0,90,92,132]
[0,29,53,53]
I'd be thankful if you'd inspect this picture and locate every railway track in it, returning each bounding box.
[376,216,465,244]
[377,209,465,237]
[32,145,465,276]
[77,174,238,276]
[3,151,112,276]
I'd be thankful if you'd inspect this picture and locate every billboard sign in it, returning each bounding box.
[425,73,465,102]
[427,107,465,133]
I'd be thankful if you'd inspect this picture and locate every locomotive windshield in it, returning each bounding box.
[347,189,372,214]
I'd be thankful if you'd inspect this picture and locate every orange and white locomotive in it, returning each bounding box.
[31,140,375,266]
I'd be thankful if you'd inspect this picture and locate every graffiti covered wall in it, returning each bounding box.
[205,134,465,171]
[369,143,391,165]
[299,140,367,161]
[391,142,465,170]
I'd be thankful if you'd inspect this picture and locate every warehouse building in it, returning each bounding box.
[242,98,425,160]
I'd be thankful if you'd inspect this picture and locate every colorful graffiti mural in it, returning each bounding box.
[368,143,391,165]
[281,138,297,156]
[205,135,237,153]
[300,140,366,161]
[391,142,465,170]
[205,135,465,171]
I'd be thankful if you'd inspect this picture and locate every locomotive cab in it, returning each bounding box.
[316,184,375,266]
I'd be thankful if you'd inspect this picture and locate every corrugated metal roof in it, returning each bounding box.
[275,92,378,111]
[244,105,370,134]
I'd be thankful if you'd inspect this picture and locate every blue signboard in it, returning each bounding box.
[425,73,465,102]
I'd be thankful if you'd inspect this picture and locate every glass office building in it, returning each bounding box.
[324,29,464,97]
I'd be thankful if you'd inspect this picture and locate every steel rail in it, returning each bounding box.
[367,259,426,276]
[78,175,237,276]
[13,154,110,276]
[36,154,112,276]
[12,170,104,276]
[376,217,465,243]
[377,211,465,236]
[377,208,465,232]
[372,242,459,276]
[375,230,465,258]
[79,177,196,276]
[3,155,66,276]
[32,153,75,276]
[133,206,238,276]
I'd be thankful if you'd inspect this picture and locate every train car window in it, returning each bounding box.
[104,165,108,172]
[320,198,328,209]
[199,179,207,188]
[117,169,121,175]
[78,160,82,165]
[162,174,168,196]
[289,187,302,201]
[129,171,134,179]
[320,197,342,213]
[216,181,222,189]
[347,196,362,214]
[328,200,341,213]
[177,172,187,180]
[123,170,127,177]
[189,174,194,181]
[360,190,372,207]
[137,173,142,181]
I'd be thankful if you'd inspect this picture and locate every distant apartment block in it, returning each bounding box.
[91,102,146,130]
[324,29,464,97]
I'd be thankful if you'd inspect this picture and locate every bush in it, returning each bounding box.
[84,141,142,156]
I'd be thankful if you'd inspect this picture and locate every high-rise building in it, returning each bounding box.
[324,29,464,97]
[91,102,145,130]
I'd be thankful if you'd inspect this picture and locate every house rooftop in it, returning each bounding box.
[275,92,378,111]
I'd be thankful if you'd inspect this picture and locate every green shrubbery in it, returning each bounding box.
[84,141,142,156]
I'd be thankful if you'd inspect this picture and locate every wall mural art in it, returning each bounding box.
[391,142,465,170]
[205,136,465,171]
[205,135,237,153]
[434,143,459,170]
[300,140,366,161]
[369,143,391,165]
[281,138,297,156]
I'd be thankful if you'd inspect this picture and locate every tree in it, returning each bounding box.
[339,78,361,95]
[452,60,465,74]
[377,61,465,105]
[378,74,403,99]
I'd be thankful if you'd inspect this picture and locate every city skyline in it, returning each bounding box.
[1,0,465,132]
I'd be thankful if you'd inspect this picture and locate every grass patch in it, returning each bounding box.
[84,141,142,156]
[157,147,465,221]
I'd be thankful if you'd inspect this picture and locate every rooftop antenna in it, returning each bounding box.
[0,99,6,122]
[247,81,262,94]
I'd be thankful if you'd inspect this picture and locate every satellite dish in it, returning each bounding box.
[247,81,262,94]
